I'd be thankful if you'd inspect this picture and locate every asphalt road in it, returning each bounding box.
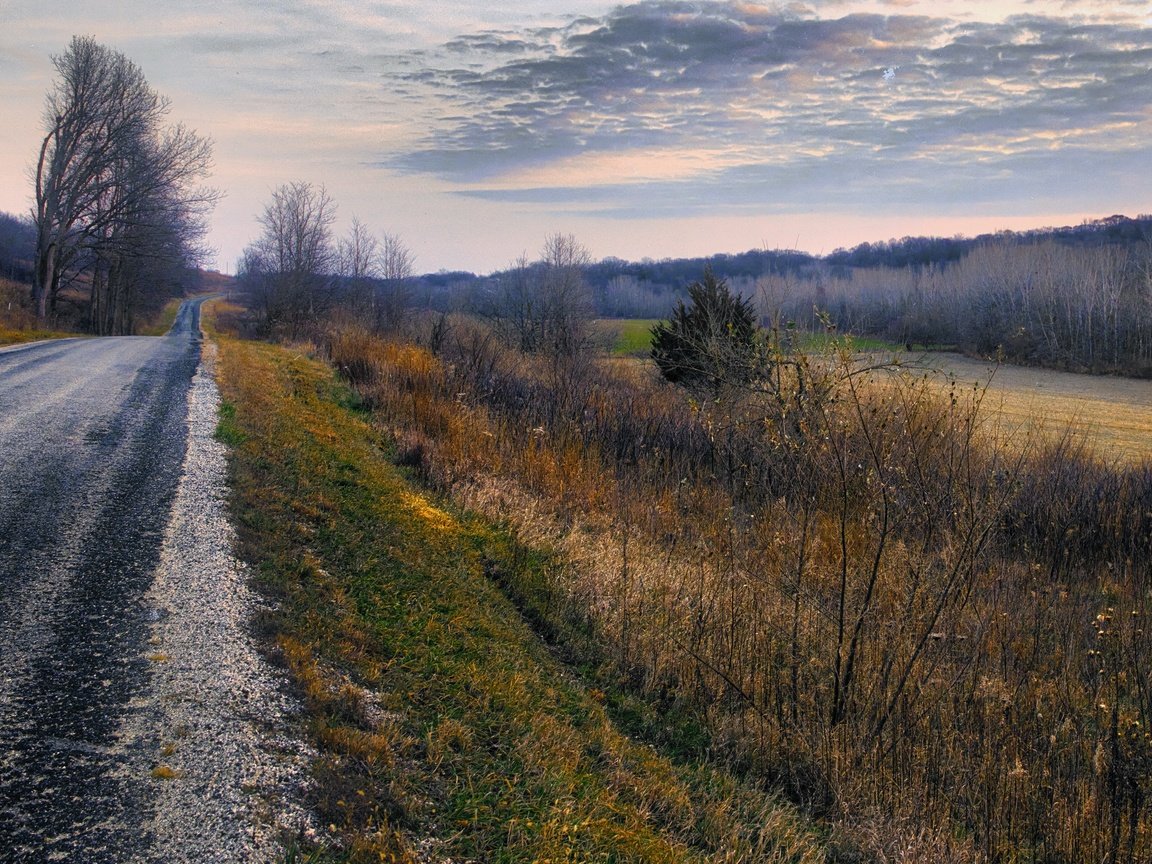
[0,301,205,861]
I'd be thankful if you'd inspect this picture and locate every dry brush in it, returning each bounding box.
[328,320,1152,862]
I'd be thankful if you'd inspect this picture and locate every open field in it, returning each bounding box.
[597,324,1151,464]
[325,319,1152,862]
[904,351,1152,464]
[593,318,660,355]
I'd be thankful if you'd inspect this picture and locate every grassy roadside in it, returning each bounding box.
[211,329,835,863]
[136,296,187,336]
[0,325,80,346]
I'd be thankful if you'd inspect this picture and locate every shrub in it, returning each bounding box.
[650,267,760,397]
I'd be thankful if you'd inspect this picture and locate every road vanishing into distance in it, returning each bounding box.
[0,298,294,863]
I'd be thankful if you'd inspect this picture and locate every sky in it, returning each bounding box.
[2,1,1152,274]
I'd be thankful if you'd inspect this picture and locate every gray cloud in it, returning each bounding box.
[385,1,1152,217]
[458,142,1151,218]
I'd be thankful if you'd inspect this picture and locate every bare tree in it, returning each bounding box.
[30,36,215,329]
[337,217,380,316]
[539,232,593,355]
[375,231,415,332]
[492,233,592,356]
[241,181,337,338]
[86,123,215,334]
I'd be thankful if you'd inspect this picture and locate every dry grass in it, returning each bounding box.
[325,319,1152,863]
[0,277,77,346]
[0,276,89,343]
[901,351,1152,464]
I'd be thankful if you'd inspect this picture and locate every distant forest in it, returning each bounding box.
[5,210,1152,374]
[0,211,34,283]
[407,214,1152,376]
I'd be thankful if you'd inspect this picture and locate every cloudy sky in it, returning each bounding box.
[2,1,1152,273]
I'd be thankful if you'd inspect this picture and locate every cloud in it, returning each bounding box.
[386,0,1152,218]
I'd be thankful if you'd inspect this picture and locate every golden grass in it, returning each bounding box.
[0,277,80,343]
[0,327,78,346]
[905,352,1152,464]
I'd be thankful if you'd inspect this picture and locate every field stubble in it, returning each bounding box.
[910,351,1152,465]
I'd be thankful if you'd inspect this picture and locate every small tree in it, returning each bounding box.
[492,233,592,356]
[336,217,379,316]
[376,231,415,333]
[240,181,336,337]
[651,267,761,397]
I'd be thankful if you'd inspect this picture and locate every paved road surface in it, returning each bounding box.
[0,302,204,860]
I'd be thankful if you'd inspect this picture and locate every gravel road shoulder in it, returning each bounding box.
[121,336,314,862]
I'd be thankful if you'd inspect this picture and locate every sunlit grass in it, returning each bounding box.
[0,326,80,346]
[912,352,1152,465]
[793,330,905,353]
[0,277,81,343]
[328,319,1152,862]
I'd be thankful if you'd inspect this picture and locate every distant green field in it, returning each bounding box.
[594,318,956,360]
[594,318,661,355]
[792,331,906,353]
[596,319,918,358]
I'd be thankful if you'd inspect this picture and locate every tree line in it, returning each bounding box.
[232,180,599,359]
[15,34,1152,372]
[752,238,1152,376]
[235,181,414,339]
[368,218,1152,381]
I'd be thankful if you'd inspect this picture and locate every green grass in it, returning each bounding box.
[596,319,940,360]
[213,331,834,864]
[595,319,661,356]
[788,331,901,354]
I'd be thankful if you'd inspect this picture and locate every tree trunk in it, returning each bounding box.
[34,242,57,322]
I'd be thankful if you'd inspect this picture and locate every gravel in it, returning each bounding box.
[119,336,315,862]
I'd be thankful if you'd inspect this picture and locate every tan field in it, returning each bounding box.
[901,352,1152,465]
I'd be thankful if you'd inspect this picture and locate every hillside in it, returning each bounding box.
[210,308,839,862]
